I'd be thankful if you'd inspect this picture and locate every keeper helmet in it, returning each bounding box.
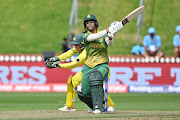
[84,14,99,31]
[70,34,84,49]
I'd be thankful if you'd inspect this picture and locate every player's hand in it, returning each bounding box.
[45,60,53,69]
[45,57,60,69]
[114,21,123,31]
[52,61,60,68]
[48,57,60,63]
[110,21,119,26]
[110,21,123,31]
[108,25,118,39]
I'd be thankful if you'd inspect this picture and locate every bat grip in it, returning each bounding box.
[122,18,129,26]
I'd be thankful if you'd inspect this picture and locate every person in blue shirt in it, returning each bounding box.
[142,27,164,58]
[173,25,180,58]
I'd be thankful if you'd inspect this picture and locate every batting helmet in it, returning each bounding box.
[84,14,99,31]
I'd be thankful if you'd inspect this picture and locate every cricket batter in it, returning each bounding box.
[45,34,115,112]
[77,14,123,114]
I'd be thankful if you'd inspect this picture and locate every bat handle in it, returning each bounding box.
[122,18,129,26]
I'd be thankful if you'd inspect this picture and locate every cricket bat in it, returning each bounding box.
[121,5,145,26]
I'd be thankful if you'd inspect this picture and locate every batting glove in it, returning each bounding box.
[108,25,118,39]
[110,21,119,26]
[114,21,123,31]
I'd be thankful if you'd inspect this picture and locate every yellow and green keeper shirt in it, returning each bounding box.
[57,47,86,69]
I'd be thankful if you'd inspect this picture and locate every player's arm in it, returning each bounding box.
[87,22,123,42]
[59,49,86,69]
[58,47,77,61]
[104,21,120,46]
[86,30,114,46]
[87,30,108,42]
[45,47,77,69]
[105,35,114,46]
[143,36,149,51]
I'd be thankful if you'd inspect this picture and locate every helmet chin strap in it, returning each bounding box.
[88,28,95,31]
[87,26,97,32]
[87,25,95,31]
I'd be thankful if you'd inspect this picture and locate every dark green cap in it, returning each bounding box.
[70,34,84,45]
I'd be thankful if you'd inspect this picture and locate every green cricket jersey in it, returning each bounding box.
[83,31,109,68]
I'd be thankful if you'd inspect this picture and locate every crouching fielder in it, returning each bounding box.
[45,34,115,112]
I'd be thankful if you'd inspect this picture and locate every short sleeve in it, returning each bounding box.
[83,33,90,45]
[143,35,148,46]
[173,35,180,46]
[157,35,161,47]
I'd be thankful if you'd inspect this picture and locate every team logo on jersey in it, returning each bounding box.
[89,43,103,48]
[87,15,91,18]
[73,37,76,41]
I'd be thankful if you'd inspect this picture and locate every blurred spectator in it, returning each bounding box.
[61,37,70,53]
[131,45,145,56]
[173,25,180,58]
[142,27,164,58]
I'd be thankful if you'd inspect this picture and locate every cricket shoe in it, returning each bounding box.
[107,106,115,112]
[88,108,93,113]
[58,105,76,111]
[92,109,102,114]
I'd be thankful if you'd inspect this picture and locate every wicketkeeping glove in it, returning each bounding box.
[48,57,60,63]
[45,57,60,69]
[45,61,54,69]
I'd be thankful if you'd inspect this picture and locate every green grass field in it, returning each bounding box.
[0,0,180,55]
[0,92,180,120]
